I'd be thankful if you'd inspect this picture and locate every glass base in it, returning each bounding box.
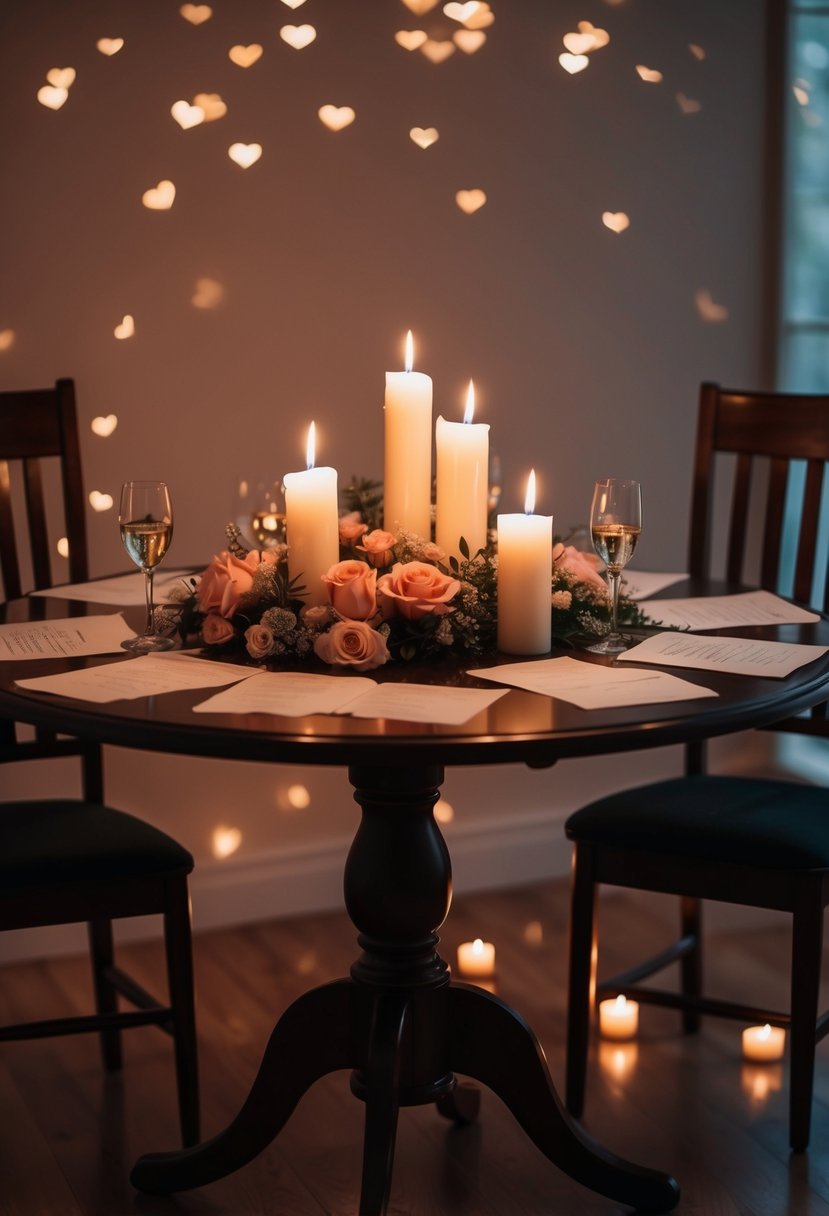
[586,634,631,655]
[121,634,176,654]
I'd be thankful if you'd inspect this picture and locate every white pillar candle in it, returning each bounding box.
[384,330,433,540]
[742,1023,785,1062]
[496,470,552,655]
[435,379,490,562]
[457,938,496,977]
[283,422,339,607]
[599,994,639,1040]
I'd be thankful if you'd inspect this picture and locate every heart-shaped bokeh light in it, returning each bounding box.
[192,278,224,309]
[402,0,439,13]
[228,142,262,168]
[193,92,226,120]
[421,40,455,63]
[91,415,118,437]
[280,24,317,49]
[444,1,480,21]
[47,67,76,88]
[410,126,439,149]
[228,43,263,67]
[676,92,702,114]
[695,289,729,323]
[577,21,609,49]
[454,30,486,53]
[456,188,487,214]
[559,53,589,75]
[318,104,356,131]
[0,330,15,351]
[171,100,205,129]
[602,211,630,233]
[636,65,663,83]
[180,3,212,24]
[280,0,307,7]
[37,85,68,109]
[56,537,70,559]
[113,315,135,339]
[97,38,124,55]
[89,491,114,512]
[142,180,175,209]
[563,32,596,55]
[395,30,427,51]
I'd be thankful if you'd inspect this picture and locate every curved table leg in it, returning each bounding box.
[446,984,680,1214]
[436,1080,481,1126]
[131,979,358,1194]
[358,990,410,1216]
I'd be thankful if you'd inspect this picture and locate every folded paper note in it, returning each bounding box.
[0,614,131,659]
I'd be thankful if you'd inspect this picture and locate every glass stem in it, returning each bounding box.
[144,567,155,636]
[607,568,621,641]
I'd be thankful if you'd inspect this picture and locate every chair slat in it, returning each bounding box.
[0,460,22,601]
[23,457,52,590]
[794,459,824,607]
[726,455,752,583]
[761,457,788,591]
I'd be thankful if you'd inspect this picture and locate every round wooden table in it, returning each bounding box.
[3,587,829,1215]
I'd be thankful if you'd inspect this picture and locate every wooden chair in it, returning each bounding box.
[0,378,199,1146]
[565,381,829,1152]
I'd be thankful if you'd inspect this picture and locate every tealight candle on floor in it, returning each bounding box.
[742,1023,785,1062]
[599,994,639,1040]
[457,937,495,978]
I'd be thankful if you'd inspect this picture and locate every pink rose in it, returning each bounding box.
[420,542,446,564]
[321,560,378,621]
[201,613,236,645]
[376,561,460,621]
[301,604,333,628]
[196,549,276,618]
[552,543,608,594]
[314,620,390,671]
[338,511,369,544]
[357,529,397,567]
[245,623,275,659]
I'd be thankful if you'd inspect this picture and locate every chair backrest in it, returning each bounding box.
[0,378,102,798]
[0,378,89,601]
[688,381,829,743]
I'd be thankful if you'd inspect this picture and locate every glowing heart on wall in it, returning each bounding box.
[559,53,589,75]
[228,142,262,168]
[410,126,439,149]
[192,278,224,309]
[47,67,76,88]
[636,65,663,83]
[444,1,479,21]
[142,180,175,209]
[602,211,630,234]
[576,21,609,50]
[97,38,124,55]
[395,30,427,51]
[180,4,212,24]
[695,289,729,323]
[37,85,68,110]
[455,189,486,214]
[280,0,307,7]
[0,330,15,351]
[171,100,205,129]
[193,93,226,121]
[402,0,439,13]
[228,44,263,67]
[280,24,316,49]
[318,105,355,131]
[454,30,486,53]
[56,537,70,559]
[562,32,595,55]
[421,40,455,64]
[88,491,114,512]
[463,4,494,30]
[211,826,243,859]
[114,315,135,339]
[91,415,118,437]
[677,92,702,114]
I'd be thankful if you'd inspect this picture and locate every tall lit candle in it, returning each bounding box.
[283,422,339,607]
[496,470,553,655]
[384,330,433,539]
[435,379,490,562]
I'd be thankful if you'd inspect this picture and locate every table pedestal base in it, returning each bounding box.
[131,763,679,1214]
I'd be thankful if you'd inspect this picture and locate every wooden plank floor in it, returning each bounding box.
[2,878,829,1215]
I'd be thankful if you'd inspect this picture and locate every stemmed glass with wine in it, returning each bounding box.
[119,481,175,652]
[588,478,642,655]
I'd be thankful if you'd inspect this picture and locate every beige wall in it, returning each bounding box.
[0,0,773,956]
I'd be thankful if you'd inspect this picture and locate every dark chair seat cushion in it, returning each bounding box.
[0,801,194,888]
[565,775,829,870]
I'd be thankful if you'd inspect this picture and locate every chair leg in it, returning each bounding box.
[163,878,200,1147]
[566,843,597,1118]
[788,884,823,1153]
[88,917,122,1070]
[679,896,703,1035]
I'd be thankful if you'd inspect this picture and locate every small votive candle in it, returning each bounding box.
[599,994,639,1040]
[742,1023,785,1062]
[457,937,495,978]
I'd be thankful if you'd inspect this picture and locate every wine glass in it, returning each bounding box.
[119,481,175,652]
[588,478,642,655]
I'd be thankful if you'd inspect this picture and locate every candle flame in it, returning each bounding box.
[524,469,536,515]
[759,1023,771,1040]
[306,421,316,470]
[405,329,414,372]
[472,937,484,954]
[615,994,627,1010]
[463,379,475,423]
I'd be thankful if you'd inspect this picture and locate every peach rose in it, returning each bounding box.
[321,560,378,621]
[376,561,460,621]
[314,620,390,671]
[552,543,608,594]
[201,613,236,645]
[245,623,275,659]
[338,511,368,544]
[357,529,397,567]
[196,549,277,618]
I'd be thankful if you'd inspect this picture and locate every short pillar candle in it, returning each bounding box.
[457,938,495,978]
[497,469,552,655]
[599,994,639,1040]
[742,1024,785,1062]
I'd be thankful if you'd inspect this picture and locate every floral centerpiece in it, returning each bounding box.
[166,478,649,671]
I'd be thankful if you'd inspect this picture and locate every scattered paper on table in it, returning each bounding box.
[346,683,508,725]
[0,614,131,659]
[16,653,257,702]
[193,671,377,717]
[467,656,716,709]
[620,571,689,600]
[639,589,820,630]
[30,569,195,606]
[617,631,829,678]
